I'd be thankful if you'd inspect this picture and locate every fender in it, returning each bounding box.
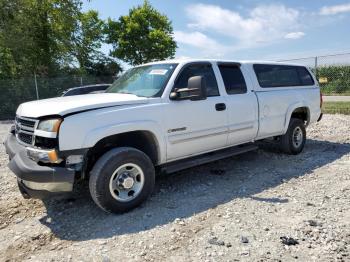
[283,101,310,133]
[82,120,166,164]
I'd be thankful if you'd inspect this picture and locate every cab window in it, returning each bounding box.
[174,63,219,97]
[218,64,247,94]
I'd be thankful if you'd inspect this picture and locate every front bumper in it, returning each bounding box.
[4,133,75,199]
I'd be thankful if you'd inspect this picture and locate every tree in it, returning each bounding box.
[85,56,122,76]
[74,10,104,73]
[0,0,22,78]
[0,0,121,78]
[73,10,123,76]
[0,0,81,77]
[106,1,177,65]
[0,0,123,119]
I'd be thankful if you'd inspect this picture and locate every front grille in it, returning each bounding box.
[18,133,34,145]
[15,116,38,146]
[17,118,36,129]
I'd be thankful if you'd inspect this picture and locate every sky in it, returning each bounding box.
[82,0,350,63]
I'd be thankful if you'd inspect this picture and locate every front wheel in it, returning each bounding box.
[280,118,306,155]
[89,147,155,213]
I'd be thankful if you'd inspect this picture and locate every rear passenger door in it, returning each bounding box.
[217,63,259,145]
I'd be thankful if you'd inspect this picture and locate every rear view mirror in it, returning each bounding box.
[170,76,207,101]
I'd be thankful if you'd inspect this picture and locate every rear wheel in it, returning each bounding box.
[89,147,155,213]
[280,118,306,155]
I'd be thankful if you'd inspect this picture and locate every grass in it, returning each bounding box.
[322,92,350,96]
[322,101,350,115]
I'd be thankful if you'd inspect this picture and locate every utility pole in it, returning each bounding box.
[314,56,318,79]
[34,73,39,100]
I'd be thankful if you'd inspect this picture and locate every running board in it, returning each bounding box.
[160,143,258,174]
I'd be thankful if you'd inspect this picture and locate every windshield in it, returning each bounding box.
[106,63,178,97]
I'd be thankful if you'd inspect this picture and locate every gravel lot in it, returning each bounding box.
[323,96,350,102]
[0,115,349,262]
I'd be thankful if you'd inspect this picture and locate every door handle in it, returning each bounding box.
[215,103,226,111]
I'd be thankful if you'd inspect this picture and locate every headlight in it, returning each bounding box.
[37,118,62,133]
[27,148,63,164]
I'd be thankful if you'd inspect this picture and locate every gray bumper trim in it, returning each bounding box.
[4,133,75,198]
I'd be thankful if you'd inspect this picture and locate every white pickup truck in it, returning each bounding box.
[5,59,322,213]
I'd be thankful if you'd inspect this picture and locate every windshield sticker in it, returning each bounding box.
[149,69,168,75]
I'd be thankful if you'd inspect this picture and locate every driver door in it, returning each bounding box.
[164,63,228,161]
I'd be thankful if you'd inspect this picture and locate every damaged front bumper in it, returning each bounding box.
[4,133,75,199]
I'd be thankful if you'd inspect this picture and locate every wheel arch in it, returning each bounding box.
[84,129,162,177]
[283,103,310,133]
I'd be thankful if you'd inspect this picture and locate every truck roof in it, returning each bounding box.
[143,58,305,67]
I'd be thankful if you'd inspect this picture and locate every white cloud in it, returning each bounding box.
[185,3,300,48]
[173,31,226,57]
[175,55,192,60]
[174,31,219,49]
[284,31,305,39]
[175,3,317,58]
[320,3,350,15]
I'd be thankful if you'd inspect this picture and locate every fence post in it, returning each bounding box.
[314,56,318,78]
[34,73,39,100]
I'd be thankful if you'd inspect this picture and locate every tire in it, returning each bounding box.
[280,118,306,155]
[89,147,155,213]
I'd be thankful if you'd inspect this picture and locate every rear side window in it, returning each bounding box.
[174,63,219,97]
[218,64,247,94]
[253,64,314,88]
[297,67,314,85]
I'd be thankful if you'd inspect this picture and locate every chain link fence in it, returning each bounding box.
[1,52,350,119]
[0,75,114,120]
[278,52,350,95]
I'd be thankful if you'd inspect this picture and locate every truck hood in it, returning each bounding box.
[16,93,149,118]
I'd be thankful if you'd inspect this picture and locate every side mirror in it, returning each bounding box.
[170,76,207,101]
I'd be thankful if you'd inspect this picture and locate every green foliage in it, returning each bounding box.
[0,0,82,77]
[106,0,177,65]
[0,0,178,77]
[85,56,123,77]
[322,102,350,115]
[318,66,350,94]
[0,47,19,77]
[74,10,105,72]
[0,0,178,119]
[0,0,121,78]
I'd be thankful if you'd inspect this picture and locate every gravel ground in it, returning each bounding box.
[323,96,350,102]
[0,115,349,262]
